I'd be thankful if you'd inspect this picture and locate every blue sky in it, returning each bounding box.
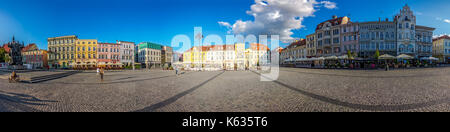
[1,0,450,52]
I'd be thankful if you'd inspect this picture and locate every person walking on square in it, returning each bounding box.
[175,66,179,76]
[99,67,104,82]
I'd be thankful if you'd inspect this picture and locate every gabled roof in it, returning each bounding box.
[21,43,38,52]
[316,16,351,30]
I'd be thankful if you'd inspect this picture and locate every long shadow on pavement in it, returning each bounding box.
[39,71,192,85]
[0,90,58,112]
[253,71,450,111]
[133,71,225,112]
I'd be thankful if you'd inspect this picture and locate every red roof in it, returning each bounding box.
[286,39,306,49]
[249,43,269,51]
[316,17,350,30]
[433,35,450,41]
[2,44,10,53]
[21,43,38,52]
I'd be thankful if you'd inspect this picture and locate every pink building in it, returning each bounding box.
[97,43,121,68]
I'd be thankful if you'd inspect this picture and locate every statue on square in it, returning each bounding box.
[7,36,24,66]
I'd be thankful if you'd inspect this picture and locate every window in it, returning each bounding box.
[333,29,339,35]
[399,23,402,29]
[333,38,339,44]
[325,39,331,44]
[406,23,409,29]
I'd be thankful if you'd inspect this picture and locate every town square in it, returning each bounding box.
[1,67,449,112]
[1,0,450,113]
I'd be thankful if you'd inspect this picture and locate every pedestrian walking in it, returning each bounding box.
[175,66,179,76]
[100,67,104,82]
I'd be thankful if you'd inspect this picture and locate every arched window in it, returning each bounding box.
[399,44,405,52]
[408,45,414,52]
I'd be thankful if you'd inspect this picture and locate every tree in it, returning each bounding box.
[347,50,352,58]
[5,54,11,64]
[374,50,380,60]
[0,48,5,62]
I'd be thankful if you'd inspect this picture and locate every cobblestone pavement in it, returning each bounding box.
[0,67,449,112]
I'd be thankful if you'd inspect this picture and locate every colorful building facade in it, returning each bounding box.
[74,39,98,69]
[22,49,48,69]
[117,40,135,67]
[47,35,78,68]
[98,43,121,68]
[433,35,450,63]
[138,42,162,68]
[182,43,269,70]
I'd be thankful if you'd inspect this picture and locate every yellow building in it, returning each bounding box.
[182,43,269,71]
[47,35,78,68]
[74,39,98,69]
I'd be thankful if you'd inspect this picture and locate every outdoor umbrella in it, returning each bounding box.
[379,54,396,60]
[396,54,414,59]
[338,55,348,60]
[325,56,338,60]
[420,57,439,61]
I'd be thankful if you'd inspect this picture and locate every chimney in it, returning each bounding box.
[379,18,381,22]
[386,18,389,22]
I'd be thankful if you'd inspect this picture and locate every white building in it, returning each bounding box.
[117,40,135,67]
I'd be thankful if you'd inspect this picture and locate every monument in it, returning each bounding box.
[6,36,24,69]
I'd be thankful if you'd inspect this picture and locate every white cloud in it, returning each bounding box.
[218,21,231,28]
[444,19,450,24]
[436,17,450,24]
[320,1,337,9]
[218,0,337,42]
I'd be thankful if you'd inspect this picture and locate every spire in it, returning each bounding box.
[12,35,15,42]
